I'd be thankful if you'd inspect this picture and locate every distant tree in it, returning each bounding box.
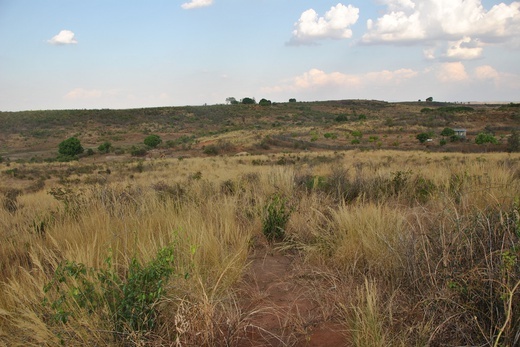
[416,132,431,143]
[226,97,238,105]
[241,97,256,105]
[440,128,455,137]
[507,131,520,152]
[426,97,433,102]
[289,98,297,103]
[475,132,498,145]
[259,98,272,106]
[58,137,84,156]
[144,134,162,148]
[98,141,112,153]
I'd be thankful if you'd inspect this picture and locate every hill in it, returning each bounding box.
[1,100,519,161]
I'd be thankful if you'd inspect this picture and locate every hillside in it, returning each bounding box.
[1,100,519,161]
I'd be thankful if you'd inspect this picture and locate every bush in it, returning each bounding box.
[475,132,498,145]
[58,137,84,156]
[335,114,348,122]
[43,247,175,336]
[262,194,291,242]
[144,134,162,148]
[130,146,148,157]
[440,128,455,137]
[416,132,431,143]
[98,141,112,153]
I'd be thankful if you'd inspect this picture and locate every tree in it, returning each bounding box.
[259,98,272,106]
[440,128,455,137]
[225,97,238,105]
[58,137,84,156]
[241,97,255,105]
[507,131,520,152]
[144,134,162,148]
[289,98,296,103]
[416,132,431,143]
[426,97,433,102]
[475,132,498,145]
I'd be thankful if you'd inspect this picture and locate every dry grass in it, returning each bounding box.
[1,150,519,346]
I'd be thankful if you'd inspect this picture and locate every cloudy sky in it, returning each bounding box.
[0,0,519,111]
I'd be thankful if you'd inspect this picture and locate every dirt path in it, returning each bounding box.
[237,245,347,346]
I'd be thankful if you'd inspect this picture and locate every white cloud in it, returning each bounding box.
[288,3,359,45]
[475,65,500,80]
[362,0,520,51]
[47,30,77,45]
[436,62,469,82]
[181,0,213,10]
[443,36,483,60]
[263,67,418,93]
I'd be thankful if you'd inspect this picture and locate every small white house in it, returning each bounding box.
[453,128,467,138]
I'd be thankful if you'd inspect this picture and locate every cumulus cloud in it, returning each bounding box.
[47,30,77,45]
[475,65,500,80]
[443,36,483,60]
[362,0,520,58]
[181,0,213,10]
[288,3,359,45]
[436,62,469,82]
[263,67,418,93]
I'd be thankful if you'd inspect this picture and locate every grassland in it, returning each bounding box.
[0,100,519,346]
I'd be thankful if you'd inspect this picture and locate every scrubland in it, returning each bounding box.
[0,149,519,346]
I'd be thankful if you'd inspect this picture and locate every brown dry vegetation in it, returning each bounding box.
[0,100,519,346]
[0,149,519,346]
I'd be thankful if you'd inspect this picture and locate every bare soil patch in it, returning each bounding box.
[237,244,347,346]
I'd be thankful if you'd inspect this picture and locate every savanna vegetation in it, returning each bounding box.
[1,99,519,346]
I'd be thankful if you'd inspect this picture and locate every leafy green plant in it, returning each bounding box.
[475,132,498,145]
[58,137,84,156]
[144,134,162,148]
[416,132,431,143]
[43,246,176,337]
[97,141,112,153]
[262,194,291,242]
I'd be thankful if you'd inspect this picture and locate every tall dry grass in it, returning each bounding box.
[1,150,519,346]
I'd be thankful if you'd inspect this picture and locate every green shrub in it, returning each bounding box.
[262,194,291,242]
[335,114,348,122]
[475,132,498,145]
[324,132,337,139]
[507,131,520,152]
[98,141,112,153]
[131,146,148,157]
[58,137,84,156]
[440,128,455,137]
[144,134,162,148]
[43,246,176,336]
[416,132,431,143]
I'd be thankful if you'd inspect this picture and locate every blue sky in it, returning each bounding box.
[0,0,519,111]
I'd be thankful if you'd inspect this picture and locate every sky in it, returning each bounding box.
[0,0,519,111]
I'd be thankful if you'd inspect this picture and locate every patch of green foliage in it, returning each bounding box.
[144,134,162,148]
[43,246,176,337]
[475,132,498,145]
[262,194,291,243]
[58,137,84,157]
